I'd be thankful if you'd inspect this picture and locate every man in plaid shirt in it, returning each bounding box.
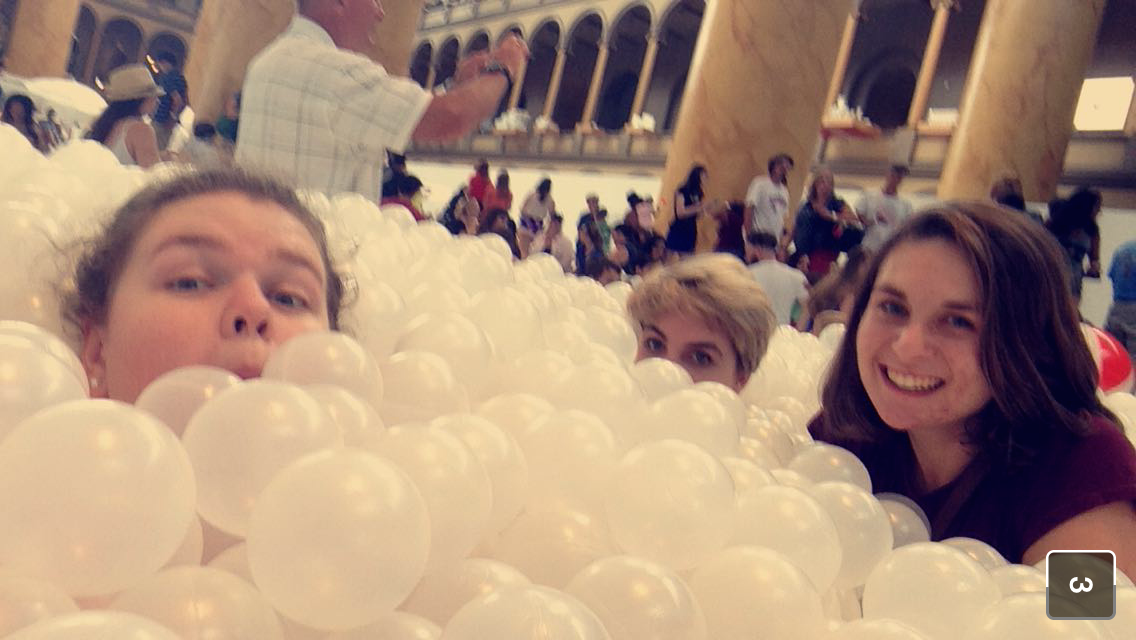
[237,0,526,199]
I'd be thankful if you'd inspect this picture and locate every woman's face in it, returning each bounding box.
[636,311,745,391]
[814,173,834,199]
[142,96,159,116]
[855,239,992,438]
[82,192,331,403]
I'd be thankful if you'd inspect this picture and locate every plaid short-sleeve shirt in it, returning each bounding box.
[236,16,432,198]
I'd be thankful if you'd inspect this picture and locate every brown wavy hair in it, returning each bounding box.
[815,201,1113,465]
[63,168,348,333]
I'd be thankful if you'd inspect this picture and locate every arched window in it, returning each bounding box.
[649,0,705,133]
[519,20,561,116]
[595,4,652,131]
[552,12,604,132]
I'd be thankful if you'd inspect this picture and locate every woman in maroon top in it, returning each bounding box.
[810,201,1136,577]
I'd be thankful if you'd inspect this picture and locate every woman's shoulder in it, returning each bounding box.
[1008,415,1136,552]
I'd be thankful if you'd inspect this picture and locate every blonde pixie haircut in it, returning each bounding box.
[627,254,776,377]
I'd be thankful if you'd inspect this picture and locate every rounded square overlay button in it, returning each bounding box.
[1046,550,1116,620]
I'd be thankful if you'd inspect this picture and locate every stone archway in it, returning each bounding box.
[646,0,704,133]
[410,41,433,88]
[67,4,97,81]
[0,0,17,58]
[851,53,919,129]
[92,17,143,85]
[595,3,652,131]
[434,36,460,89]
[465,30,489,55]
[551,11,603,132]
[147,31,187,69]
[519,20,560,116]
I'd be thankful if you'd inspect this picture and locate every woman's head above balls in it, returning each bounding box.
[64,169,347,403]
[627,253,776,392]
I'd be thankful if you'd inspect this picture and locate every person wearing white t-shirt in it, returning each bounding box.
[745,231,809,325]
[743,153,795,240]
[855,165,913,252]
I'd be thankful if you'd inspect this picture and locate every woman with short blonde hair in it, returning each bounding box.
[627,254,776,391]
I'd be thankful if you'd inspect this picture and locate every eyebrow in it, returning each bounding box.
[148,233,325,281]
[874,283,979,312]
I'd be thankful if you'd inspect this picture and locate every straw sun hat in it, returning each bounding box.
[103,64,165,101]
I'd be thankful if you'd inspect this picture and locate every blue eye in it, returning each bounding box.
[946,315,976,330]
[272,291,310,309]
[879,301,906,317]
[642,337,665,353]
[690,351,714,367]
[168,277,208,291]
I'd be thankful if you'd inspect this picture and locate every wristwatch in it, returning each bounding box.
[480,61,514,95]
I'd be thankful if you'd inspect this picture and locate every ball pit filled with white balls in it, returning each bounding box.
[1,128,1136,640]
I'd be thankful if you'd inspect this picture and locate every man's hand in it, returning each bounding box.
[490,34,530,80]
[453,51,491,85]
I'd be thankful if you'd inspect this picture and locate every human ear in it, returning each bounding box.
[734,369,751,394]
[80,323,108,398]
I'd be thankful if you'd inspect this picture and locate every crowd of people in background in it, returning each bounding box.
[0,31,1129,364]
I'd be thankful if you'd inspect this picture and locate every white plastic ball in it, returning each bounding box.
[442,585,610,640]
[5,611,180,640]
[134,365,241,437]
[689,546,825,640]
[0,400,196,597]
[247,450,430,631]
[732,484,842,593]
[182,380,342,536]
[110,566,283,639]
[371,425,493,571]
[862,543,1000,640]
[400,558,531,626]
[565,555,707,640]
[262,331,384,410]
[604,440,735,570]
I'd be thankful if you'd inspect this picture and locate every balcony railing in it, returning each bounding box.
[420,0,580,31]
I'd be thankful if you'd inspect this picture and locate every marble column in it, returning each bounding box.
[425,63,438,92]
[658,0,855,249]
[185,0,427,123]
[364,0,428,77]
[184,0,295,123]
[938,0,1106,201]
[628,35,659,124]
[541,48,568,121]
[507,56,528,110]
[82,15,107,84]
[906,0,951,127]
[1126,90,1136,137]
[4,0,82,77]
[824,12,859,112]
[577,43,611,132]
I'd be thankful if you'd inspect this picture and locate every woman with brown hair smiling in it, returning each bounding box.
[810,201,1136,577]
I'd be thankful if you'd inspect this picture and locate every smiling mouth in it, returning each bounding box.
[883,366,944,392]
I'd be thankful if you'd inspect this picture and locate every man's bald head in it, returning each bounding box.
[295,0,384,54]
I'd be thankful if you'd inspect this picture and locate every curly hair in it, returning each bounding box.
[62,168,348,334]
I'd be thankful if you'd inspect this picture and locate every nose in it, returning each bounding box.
[892,321,931,360]
[221,276,271,339]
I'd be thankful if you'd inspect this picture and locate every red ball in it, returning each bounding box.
[1082,324,1134,394]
